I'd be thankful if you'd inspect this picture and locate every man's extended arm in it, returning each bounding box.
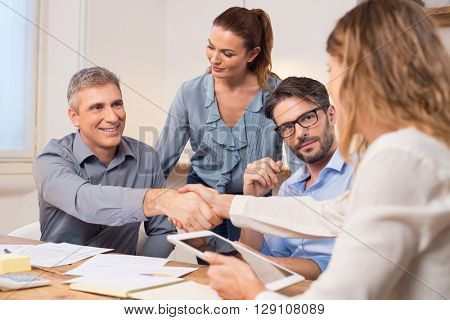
[34,152,221,229]
[34,152,148,226]
[266,256,321,280]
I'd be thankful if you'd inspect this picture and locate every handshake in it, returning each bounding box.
[142,184,234,231]
[142,157,282,231]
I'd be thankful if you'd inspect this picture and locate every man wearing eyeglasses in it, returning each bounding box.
[240,76,353,280]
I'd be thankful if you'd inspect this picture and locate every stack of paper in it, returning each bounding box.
[18,242,113,267]
[64,254,201,299]
[0,245,33,254]
[65,254,197,278]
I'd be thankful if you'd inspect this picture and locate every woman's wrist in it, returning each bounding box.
[214,194,234,219]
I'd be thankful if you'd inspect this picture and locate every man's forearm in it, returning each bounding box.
[266,256,321,280]
[239,229,264,251]
[143,188,177,217]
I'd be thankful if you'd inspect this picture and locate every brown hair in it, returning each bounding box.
[213,7,275,89]
[265,77,330,120]
[327,0,450,161]
[67,66,121,111]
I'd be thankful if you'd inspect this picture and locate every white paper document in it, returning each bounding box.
[65,274,182,285]
[18,242,113,267]
[64,254,170,276]
[0,245,34,254]
[67,265,196,278]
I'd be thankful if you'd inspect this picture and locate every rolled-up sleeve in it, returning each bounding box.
[34,153,147,226]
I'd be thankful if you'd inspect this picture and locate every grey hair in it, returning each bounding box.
[67,66,121,111]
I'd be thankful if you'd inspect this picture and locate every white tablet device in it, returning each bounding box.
[167,230,304,291]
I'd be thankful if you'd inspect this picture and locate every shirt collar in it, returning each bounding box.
[291,148,346,184]
[293,164,311,183]
[115,138,135,160]
[326,148,346,173]
[203,73,215,108]
[73,131,135,166]
[73,131,95,165]
[246,90,263,113]
[202,72,266,113]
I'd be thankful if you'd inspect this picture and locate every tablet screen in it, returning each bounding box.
[181,235,293,285]
[181,236,238,256]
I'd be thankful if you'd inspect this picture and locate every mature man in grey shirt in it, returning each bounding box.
[34,67,220,257]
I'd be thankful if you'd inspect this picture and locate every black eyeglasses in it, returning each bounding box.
[275,106,328,139]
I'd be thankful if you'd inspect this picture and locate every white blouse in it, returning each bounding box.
[230,128,450,299]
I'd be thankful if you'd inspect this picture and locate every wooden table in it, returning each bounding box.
[0,234,311,299]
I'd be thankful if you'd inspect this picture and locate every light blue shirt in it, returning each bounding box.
[156,73,300,194]
[261,149,353,271]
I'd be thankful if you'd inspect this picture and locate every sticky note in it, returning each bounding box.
[0,254,31,274]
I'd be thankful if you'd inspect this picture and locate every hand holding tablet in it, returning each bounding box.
[202,251,267,300]
[167,231,304,299]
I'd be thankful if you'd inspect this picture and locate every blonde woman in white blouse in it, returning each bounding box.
[176,0,450,299]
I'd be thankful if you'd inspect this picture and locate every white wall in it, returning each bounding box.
[83,0,168,144]
[253,0,352,84]
[164,0,243,114]
[3,0,449,234]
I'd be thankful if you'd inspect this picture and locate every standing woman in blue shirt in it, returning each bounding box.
[156,7,286,241]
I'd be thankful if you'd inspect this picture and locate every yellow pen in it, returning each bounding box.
[142,273,174,277]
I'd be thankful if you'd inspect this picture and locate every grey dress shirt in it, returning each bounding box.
[33,132,176,256]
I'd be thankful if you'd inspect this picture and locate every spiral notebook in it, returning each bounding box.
[69,275,219,300]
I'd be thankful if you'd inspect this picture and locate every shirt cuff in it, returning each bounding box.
[229,195,249,227]
[122,188,148,223]
[255,290,289,300]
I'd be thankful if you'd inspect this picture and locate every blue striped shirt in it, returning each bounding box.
[156,73,299,193]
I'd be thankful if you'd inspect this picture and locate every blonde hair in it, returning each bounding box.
[327,0,450,161]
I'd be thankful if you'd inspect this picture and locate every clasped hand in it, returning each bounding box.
[168,184,225,231]
[143,187,222,231]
